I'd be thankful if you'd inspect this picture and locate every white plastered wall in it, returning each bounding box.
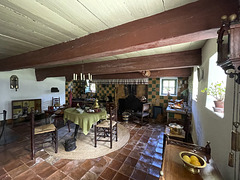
[191,38,235,179]
[0,68,65,120]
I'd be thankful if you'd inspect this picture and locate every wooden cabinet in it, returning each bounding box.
[230,23,240,71]
[12,99,42,120]
[217,19,240,74]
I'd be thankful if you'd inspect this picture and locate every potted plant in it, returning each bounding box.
[201,81,225,110]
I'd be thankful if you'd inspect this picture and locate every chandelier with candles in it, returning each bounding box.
[73,73,92,82]
[72,62,93,84]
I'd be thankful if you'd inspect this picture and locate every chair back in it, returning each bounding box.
[0,110,7,138]
[52,97,60,107]
[142,103,150,113]
[109,107,117,122]
[109,107,117,131]
[106,102,115,114]
[0,110,7,121]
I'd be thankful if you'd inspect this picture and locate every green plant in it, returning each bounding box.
[201,81,226,101]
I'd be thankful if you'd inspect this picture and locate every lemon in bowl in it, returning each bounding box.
[179,151,207,174]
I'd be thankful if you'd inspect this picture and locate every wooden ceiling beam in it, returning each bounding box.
[0,0,237,71]
[35,49,200,81]
[93,68,192,79]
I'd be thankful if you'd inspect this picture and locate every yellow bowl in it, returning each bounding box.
[179,151,207,174]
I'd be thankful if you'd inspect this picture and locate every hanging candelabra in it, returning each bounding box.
[72,63,93,82]
[72,72,92,82]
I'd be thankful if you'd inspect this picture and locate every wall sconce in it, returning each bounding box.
[10,75,19,91]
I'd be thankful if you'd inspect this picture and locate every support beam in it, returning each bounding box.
[94,68,192,79]
[0,0,237,71]
[35,49,200,81]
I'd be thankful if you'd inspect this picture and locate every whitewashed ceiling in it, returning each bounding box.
[0,0,203,64]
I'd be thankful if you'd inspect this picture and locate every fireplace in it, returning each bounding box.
[118,95,143,114]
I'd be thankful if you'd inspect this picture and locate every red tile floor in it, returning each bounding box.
[0,120,165,180]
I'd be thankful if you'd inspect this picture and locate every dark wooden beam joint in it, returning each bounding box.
[94,68,192,79]
[35,49,200,81]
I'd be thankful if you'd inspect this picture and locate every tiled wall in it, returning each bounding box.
[148,78,175,108]
[148,77,188,114]
[65,81,84,104]
[65,81,72,104]
[96,84,115,100]
[65,83,116,104]
[65,77,188,113]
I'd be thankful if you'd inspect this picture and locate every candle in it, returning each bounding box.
[83,74,85,80]
[80,73,83,80]
[76,74,78,80]
[73,73,75,80]
[88,73,90,80]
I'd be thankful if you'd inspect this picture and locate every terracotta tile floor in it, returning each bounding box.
[0,120,165,180]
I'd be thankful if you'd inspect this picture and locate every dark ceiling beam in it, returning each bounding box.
[0,0,237,71]
[94,68,192,79]
[35,49,200,81]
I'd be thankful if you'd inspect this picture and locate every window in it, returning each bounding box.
[160,78,178,96]
[205,53,226,116]
[85,80,96,93]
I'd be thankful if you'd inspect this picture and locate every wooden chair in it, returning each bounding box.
[52,97,60,107]
[94,107,118,149]
[106,102,115,114]
[51,108,71,132]
[133,103,150,125]
[30,109,58,159]
[0,110,7,141]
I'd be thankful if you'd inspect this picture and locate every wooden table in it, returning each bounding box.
[64,108,107,136]
[166,106,187,123]
[160,139,223,180]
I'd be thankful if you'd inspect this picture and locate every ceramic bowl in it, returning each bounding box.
[179,151,207,174]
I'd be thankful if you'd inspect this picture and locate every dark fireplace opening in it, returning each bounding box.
[118,94,143,115]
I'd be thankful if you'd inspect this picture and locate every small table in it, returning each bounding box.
[64,108,107,137]
[166,106,187,123]
[160,139,223,180]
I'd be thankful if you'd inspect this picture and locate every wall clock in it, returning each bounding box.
[217,15,234,71]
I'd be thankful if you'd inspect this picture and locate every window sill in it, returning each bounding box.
[206,105,224,118]
[160,94,177,97]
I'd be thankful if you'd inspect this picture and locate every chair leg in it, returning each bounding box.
[54,118,57,127]
[94,125,97,147]
[55,130,58,153]
[31,137,34,160]
[110,128,112,149]
[116,124,118,142]
[67,121,70,132]
[31,129,34,160]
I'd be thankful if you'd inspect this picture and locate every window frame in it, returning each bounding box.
[160,77,178,96]
[85,80,96,93]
